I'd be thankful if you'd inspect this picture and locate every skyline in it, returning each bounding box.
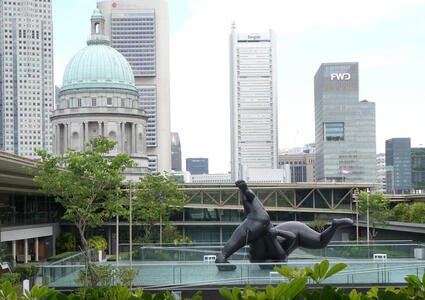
[53,0,425,173]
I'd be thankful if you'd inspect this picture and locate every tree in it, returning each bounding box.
[132,174,188,244]
[411,202,425,223]
[358,191,391,239]
[392,203,411,222]
[33,136,134,287]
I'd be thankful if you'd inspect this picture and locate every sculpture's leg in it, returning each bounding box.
[298,218,353,249]
[216,220,267,271]
[266,228,296,261]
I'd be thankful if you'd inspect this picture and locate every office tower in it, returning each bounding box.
[229,26,278,180]
[376,153,386,194]
[171,132,182,171]
[314,62,376,183]
[279,152,316,182]
[411,147,425,192]
[98,0,171,173]
[385,138,411,194]
[186,158,208,175]
[0,0,53,157]
[55,85,61,110]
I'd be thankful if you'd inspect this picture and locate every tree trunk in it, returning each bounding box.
[78,226,97,288]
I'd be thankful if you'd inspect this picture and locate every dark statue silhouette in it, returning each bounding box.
[215,180,353,271]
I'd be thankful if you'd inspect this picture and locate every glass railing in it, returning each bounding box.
[116,241,423,262]
[42,259,425,288]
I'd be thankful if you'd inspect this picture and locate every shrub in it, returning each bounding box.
[307,219,328,233]
[0,273,21,285]
[46,251,78,262]
[411,202,425,223]
[392,203,411,222]
[15,262,40,280]
[56,232,76,253]
[88,236,107,252]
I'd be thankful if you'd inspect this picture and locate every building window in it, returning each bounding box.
[324,122,344,141]
[78,98,81,107]
[92,98,96,106]
[107,97,112,106]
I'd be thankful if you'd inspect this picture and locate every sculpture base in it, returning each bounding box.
[216,264,237,271]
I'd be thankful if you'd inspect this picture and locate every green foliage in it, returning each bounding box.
[15,263,40,281]
[33,136,134,287]
[88,236,107,252]
[117,268,139,287]
[220,277,308,300]
[391,203,411,223]
[307,219,328,233]
[273,265,311,281]
[358,191,391,238]
[0,273,20,285]
[0,281,21,299]
[76,264,115,287]
[56,232,76,253]
[411,202,425,223]
[46,251,78,262]
[133,174,188,241]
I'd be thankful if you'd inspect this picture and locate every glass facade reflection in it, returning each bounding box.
[314,62,376,183]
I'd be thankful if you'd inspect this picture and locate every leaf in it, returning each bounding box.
[220,287,235,300]
[265,285,275,298]
[405,275,422,290]
[324,263,347,280]
[285,277,308,300]
[319,259,330,279]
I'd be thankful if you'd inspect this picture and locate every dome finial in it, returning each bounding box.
[88,8,110,45]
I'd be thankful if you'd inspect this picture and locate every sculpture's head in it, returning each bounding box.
[235,180,248,191]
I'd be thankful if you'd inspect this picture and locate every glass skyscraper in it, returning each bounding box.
[229,26,278,180]
[314,62,376,183]
[386,138,412,194]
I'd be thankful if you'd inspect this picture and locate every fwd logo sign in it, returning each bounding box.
[331,73,351,80]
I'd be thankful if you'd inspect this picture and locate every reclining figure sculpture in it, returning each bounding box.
[215,180,353,271]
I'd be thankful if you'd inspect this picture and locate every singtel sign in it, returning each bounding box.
[330,73,351,80]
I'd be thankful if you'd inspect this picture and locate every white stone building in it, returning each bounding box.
[51,9,149,178]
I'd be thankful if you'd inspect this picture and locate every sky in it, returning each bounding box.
[53,0,425,173]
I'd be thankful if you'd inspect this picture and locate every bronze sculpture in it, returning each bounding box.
[215,180,353,271]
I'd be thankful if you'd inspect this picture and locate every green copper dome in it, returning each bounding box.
[61,9,137,96]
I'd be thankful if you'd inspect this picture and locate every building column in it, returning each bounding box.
[131,123,136,154]
[24,239,28,263]
[84,122,88,146]
[220,226,223,244]
[35,238,39,262]
[12,240,16,261]
[120,123,124,153]
[64,124,69,151]
[79,123,84,150]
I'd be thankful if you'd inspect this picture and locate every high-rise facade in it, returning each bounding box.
[411,147,425,192]
[385,138,411,194]
[98,0,171,173]
[0,0,53,157]
[229,27,278,180]
[279,152,316,182]
[171,132,182,171]
[314,62,376,183]
[376,153,386,194]
[186,158,209,175]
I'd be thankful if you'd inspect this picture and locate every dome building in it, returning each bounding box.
[52,9,149,177]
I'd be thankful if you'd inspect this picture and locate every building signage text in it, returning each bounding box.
[330,73,351,80]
